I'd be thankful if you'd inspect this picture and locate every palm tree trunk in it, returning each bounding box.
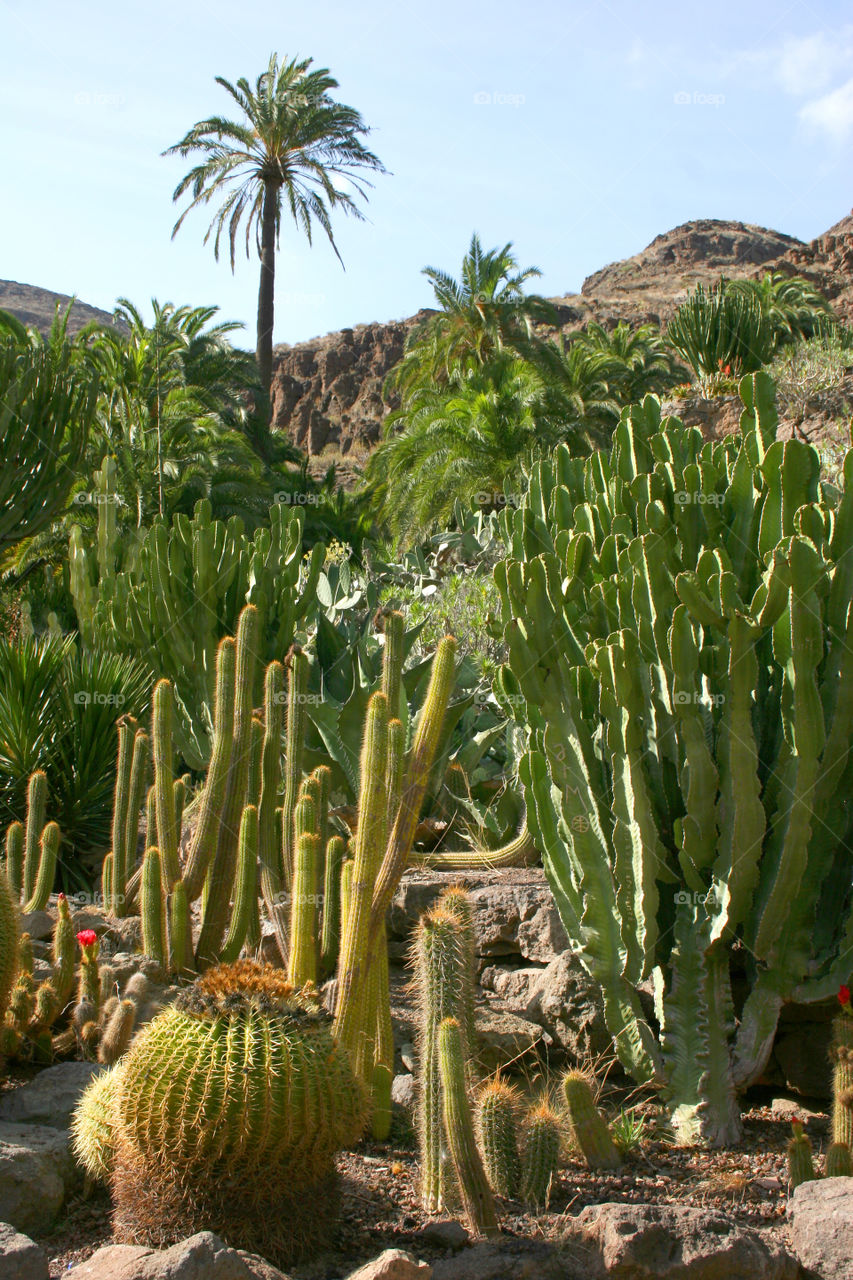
[256,177,278,399]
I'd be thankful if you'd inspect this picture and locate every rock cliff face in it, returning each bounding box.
[270,215,853,458]
[0,279,116,335]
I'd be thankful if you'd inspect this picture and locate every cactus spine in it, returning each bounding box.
[787,1120,817,1188]
[438,1017,499,1238]
[476,1077,521,1198]
[520,1102,562,1208]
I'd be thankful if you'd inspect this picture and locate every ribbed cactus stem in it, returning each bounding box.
[562,1071,621,1170]
[370,930,394,1141]
[145,786,156,851]
[173,775,187,838]
[333,692,388,1065]
[220,806,259,965]
[247,716,264,808]
[110,717,134,912]
[140,847,166,971]
[320,836,346,979]
[825,1142,852,1177]
[17,931,34,975]
[294,788,318,842]
[379,608,405,719]
[438,885,477,1073]
[5,822,23,899]
[30,979,61,1034]
[281,645,309,888]
[340,857,353,944]
[369,637,457,946]
[831,1005,853,1150]
[520,1102,562,1208]
[77,950,100,1012]
[413,903,478,1213]
[183,638,236,901]
[119,730,149,913]
[196,604,260,968]
[258,660,285,951]
[476,1077,521,1198]
[102,852,115,913]
[51,894,75,1007]
[0,865,19,1029]
[288,832,319,987]
[22,770,48,907]
[169,880,194,977]
[385,718,405,829]
[438,1017,499,1239]
[98,998,137,1064]
[787,1120,817,1188]
[23,821,59,913]
[152,681,179,890]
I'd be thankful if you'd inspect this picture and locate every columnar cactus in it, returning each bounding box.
[288,831,319,987]
[0,867,19,1037]
[4,771,60,913]
[438,1017,499,1238]
[106,961,366,1265]
[562,1071,621,1170]
[831,986,853,1151]
[520,1102,562,1208]
[476,1077,521,1198]
[825,1142,853,1177]
[412,897,477,1212]
[498,373,853,1146]
[320,835,346,978]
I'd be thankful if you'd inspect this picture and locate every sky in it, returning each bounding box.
[2,0,852,347]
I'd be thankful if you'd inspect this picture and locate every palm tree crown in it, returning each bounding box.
[164,54,385,396]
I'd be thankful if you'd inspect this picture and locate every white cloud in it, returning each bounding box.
[775,30,853,96]
[799,78,853,143]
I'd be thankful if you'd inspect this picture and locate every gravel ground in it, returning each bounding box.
[35,1098,825,1278]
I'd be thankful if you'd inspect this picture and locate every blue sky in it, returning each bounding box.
[2,0,852,345]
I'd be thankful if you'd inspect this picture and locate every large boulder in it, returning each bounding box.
[0,1222,49,1280]
[431,1241,568,1280]
[788,1177,853,1280]
[0,1122,77,1235]
[66,1231,290,1279]
[561,1202,800,1278]
[0,1061,103,1130]
[344,1249,432,1280]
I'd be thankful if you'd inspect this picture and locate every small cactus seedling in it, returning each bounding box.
[787,1120,817,1189]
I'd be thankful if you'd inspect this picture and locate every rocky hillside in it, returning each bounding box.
[270,215,853,458]
[0,279,115,334]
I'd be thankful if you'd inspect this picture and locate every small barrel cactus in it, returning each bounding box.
[109,960,367,1265]
[72,1063,123,1183]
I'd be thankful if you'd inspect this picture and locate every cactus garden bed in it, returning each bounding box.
[27,1093,824,1278]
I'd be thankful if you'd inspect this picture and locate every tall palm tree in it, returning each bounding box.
[389,234,556,397]
[164,54,386,398]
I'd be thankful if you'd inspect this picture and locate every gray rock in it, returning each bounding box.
[345,1250,432,1280]
[475,1006,545,1072]
[400,1041,416,1073]
[0,1123,77,1235]
[391,1073,416,1111]
[432,1241,568,1280]
[0,1061,103,1130]
[537,952,610,1061]
[562,1202,800,1278]
[17,911,54,942]
[415,1220,469,1251]
[479,965,548,1018]
[66,1231,290,1279]
[788,1177,853,1279]
[0,1222,49,1280]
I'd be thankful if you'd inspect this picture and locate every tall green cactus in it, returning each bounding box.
[438,1017,499,1239]
[0,867,19,1038]
[831,989,853,1151]
[498,373,853,1146]
[69,498,324,769]
[288,832,319,987]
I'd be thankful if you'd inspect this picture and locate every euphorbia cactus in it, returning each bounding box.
[498,373,853,1146]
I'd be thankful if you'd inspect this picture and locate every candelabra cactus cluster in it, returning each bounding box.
[5,771,60,913]
[497,371,853,1146]
[73,960,367,1266]
[69,483,324,769]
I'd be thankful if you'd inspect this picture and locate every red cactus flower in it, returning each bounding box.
[76,929,97,948]
[723,364,732,375]
[839,984,851,1009]
[58,892,66,901]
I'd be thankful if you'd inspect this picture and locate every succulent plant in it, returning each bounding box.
[438,1016,499,1238]
[787,1120,817,1189]
[831,986,853,1152]
[562,1070,621,1171]
[520,1101,562,1208]
[476,1076,521,1198]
